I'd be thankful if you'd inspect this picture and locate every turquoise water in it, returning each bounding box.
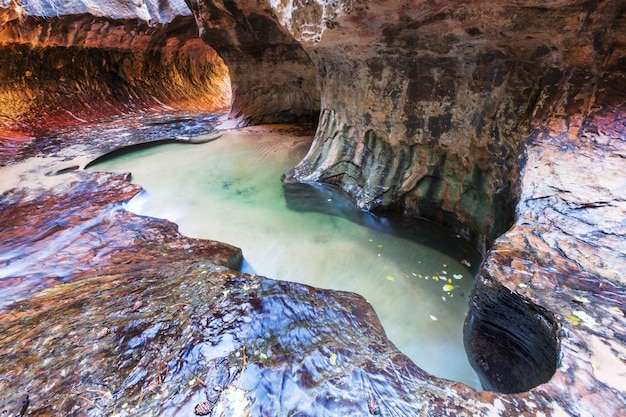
[89,126,482,389]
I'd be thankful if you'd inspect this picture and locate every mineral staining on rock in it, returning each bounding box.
[0,0,231,133]
[0,0,625,416]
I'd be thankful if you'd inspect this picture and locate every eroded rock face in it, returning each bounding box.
[0,1,230,133]
[0,0,625,416]
[187,0,321,125]
[466,42,626,408]
[273,0,621,253]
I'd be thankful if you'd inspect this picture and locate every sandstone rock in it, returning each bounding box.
[270,0,623,253]
[0,0,625,416]
[188,0,321,125]
[0,1,230,132]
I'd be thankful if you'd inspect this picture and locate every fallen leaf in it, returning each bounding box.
[329,353,337,365]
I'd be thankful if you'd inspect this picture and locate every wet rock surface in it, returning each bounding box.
[0,0,625,416]
[0,112,623,416]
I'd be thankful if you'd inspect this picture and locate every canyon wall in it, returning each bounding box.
[186,0,321,125]
[186,0,624,252]
[0,0,625,415]
[4,0,621,252]
[279,0,623,252]
[0,0,230,133]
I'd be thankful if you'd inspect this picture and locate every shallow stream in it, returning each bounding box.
[88,117,482,389]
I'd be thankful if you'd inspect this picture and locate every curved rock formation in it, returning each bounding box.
[0,0,625,416]
[0,0,230,133]
[187,0,321,124]
[275,0,623,252]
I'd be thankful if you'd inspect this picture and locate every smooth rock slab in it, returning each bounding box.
[0,264,564,416]
[0,168,241,308]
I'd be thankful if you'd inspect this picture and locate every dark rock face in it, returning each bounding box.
[464,272,560,394]
[1,0,626,416]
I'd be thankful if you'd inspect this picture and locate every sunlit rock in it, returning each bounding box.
[0,0,230,133]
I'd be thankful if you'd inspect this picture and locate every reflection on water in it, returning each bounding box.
[89,126,482,389]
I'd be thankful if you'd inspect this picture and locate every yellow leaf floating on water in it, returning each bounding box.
[566,315,581,325]
[442,284,455,292]
[572,295,589,304]
[432,276,439,281]
[329,353,337,365]
[385,275,395,281]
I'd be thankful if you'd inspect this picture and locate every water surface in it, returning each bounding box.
[89,124,482,389]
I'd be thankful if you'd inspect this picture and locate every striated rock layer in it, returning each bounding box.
[0,0,625,416]
[0,0,230,133]
[273,0,623,252]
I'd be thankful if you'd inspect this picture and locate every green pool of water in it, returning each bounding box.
[89,126,482,389]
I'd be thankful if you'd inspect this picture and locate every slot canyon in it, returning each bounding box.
[0,0,624,415]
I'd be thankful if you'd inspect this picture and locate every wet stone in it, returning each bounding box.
[1,0,625,413]
[1,107,625,415]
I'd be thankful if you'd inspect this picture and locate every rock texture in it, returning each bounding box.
[0,0,625,416]
[187,0,321,124]
[466,40,626,409]
[230,0,623,253]
[0,0,230,133]
[0,120,592,416]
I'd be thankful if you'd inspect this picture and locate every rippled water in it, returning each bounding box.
[88,121,482,389]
